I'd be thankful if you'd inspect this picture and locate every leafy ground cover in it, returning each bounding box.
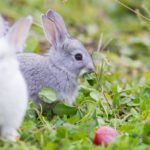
[0,0,150,149]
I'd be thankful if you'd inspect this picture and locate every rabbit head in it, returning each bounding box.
[0,16,32,58]
[42,10,95,77]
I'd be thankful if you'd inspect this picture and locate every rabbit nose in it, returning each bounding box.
[87,62,95,73]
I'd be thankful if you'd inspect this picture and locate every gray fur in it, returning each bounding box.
[17,10,95,106]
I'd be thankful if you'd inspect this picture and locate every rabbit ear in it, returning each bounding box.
[42,9,69,46]
[6,16,32,53]
[41,14,57,45]
[0,15,7,38]
[46,10,69,37]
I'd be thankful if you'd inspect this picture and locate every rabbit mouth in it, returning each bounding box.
[79,68,91,76]
[79,63,95,76]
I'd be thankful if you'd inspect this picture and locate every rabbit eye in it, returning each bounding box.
[75,53,83,61]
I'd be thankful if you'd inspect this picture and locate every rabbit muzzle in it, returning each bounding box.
[79,62,95,76]
[86,62,95,73]
[85,58,96,73]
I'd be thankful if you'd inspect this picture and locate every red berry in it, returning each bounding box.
[93,126,118,146]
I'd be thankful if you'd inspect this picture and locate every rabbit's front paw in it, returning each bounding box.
[1,127,20,141]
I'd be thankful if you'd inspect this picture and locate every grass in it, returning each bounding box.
[1,0,150,149]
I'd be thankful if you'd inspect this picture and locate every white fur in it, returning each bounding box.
[0,37,28,141]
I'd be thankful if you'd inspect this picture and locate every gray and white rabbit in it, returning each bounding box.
[0,16,32,141]
[17,10,95,106]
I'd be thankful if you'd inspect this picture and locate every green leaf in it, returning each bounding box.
[142,122,150,144]
[90,91,100,101]
[52,103,77,116]
[38,88,57,104]
[145,73,150,85]
[113,93,120,107]
[43,142,57,150]
[80,84,96,92]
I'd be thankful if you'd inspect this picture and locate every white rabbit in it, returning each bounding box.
[0,16,32,141]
